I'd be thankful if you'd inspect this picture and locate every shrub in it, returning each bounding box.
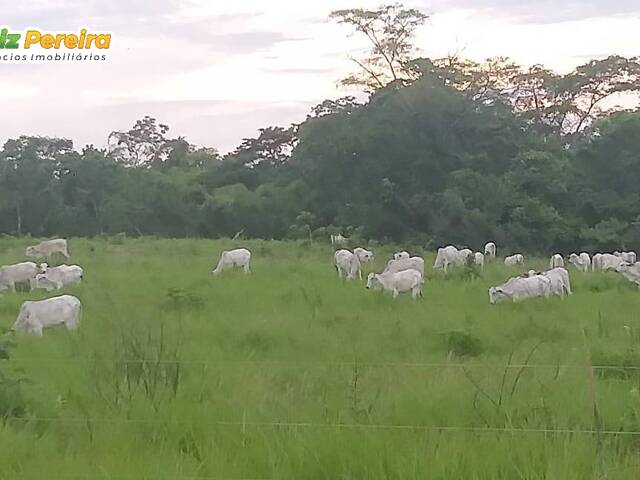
[445,331,483,357]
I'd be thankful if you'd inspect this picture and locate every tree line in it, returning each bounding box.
[1,4,640,253]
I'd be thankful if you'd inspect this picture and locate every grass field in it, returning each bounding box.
[1,236,640,479]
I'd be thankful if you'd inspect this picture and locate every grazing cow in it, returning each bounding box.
[25,239,69,260]
[393,251,410,261]
[330,234,348,247]
[489,275,551,304]
[504,254,524,266]
[593,253,623,271]
[31,264,83,291]
[12,295,82,336]
[459,248,473,261]
[615,251,637,264]
[366,269,423,299]
[353,247,374,264]
[549,254,564,269]
[334,249,361,280]
[616,262,640,287]
[568,253,591,273]
[484,242,497,259]
[383,256,425,276]
[0,262,39,293]
[433,246,466,272]
[211,248,251,275]
[474,252,485,270]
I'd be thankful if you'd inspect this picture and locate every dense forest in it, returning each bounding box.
[1,5,640,253]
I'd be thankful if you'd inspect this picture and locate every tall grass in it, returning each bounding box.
[1,237,640,478]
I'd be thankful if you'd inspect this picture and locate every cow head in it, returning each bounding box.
[616,261,633,273]
[366,273,379,289]
[25,246,37,257]
[488,287,509,304]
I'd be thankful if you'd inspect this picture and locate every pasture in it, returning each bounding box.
[1,237,640,479]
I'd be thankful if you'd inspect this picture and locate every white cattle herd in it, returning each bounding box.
[2,237,640,336]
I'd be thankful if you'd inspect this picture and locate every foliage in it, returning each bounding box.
[330,3,429,90]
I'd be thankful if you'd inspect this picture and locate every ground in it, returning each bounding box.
[1,237,639,479]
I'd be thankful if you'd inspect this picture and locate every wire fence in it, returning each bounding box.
[4,357,640,371]
[6,416,640,436]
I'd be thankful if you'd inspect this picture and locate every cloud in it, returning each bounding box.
[421,0,640,24]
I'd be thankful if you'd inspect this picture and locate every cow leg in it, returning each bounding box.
[392,289,399,299]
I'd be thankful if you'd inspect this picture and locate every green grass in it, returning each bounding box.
[1,237,640,479]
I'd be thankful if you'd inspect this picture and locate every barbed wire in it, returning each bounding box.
[8,416,640,436]
[5,357,640,371]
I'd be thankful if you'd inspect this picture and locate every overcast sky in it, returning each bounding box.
[2,0,639,152]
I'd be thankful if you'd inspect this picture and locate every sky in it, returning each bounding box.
[1,0,640,153]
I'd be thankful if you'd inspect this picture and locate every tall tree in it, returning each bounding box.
[330,3,428,90]
[229,126,297,168]
[108,116,172,168]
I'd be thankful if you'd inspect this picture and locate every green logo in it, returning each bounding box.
[0,28,21,49]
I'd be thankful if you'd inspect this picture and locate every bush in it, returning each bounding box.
[445,331,483,357]
[0,334,29,421]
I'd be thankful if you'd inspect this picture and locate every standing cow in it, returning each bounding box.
[504,254,524,266]
[12,295,82,336]
[334,249,361,280]
[25,239,70,260]
[568,253,591,272]
[549,254,564,269]
[484,242,497,259]
[0,262,39,293]
[330,234,348,247]
[366,269,424,299]
[433,246,466,272]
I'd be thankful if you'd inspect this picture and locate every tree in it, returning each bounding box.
[229,126,297,167]
[108,116,172,168]
[330,3,428,90]
[307,96,362,118]
[419,55,640,139]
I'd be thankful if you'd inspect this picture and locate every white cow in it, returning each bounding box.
[568,253,591,273]
[433,246,466,272]
[615,251,637,264]
[211,248,251,275]
[12,295,82,336]
[489,275,551,304]
[383,256,425,276]
[393,251,410,260]
[504,254,524,266]
[366,269,423,299]
[541,267,572,297]
[592,253,602,271]
[330,234,348,247]
[25,239,69,260]
[593,253,623,271]
[334,249,361,280]
[0,262,39,292]
[616,262,640,287]
[353,247,374,264]
[474,252,484,270]
[31,264,83,291]
[549,254,564,269]
[484,242,497,259]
